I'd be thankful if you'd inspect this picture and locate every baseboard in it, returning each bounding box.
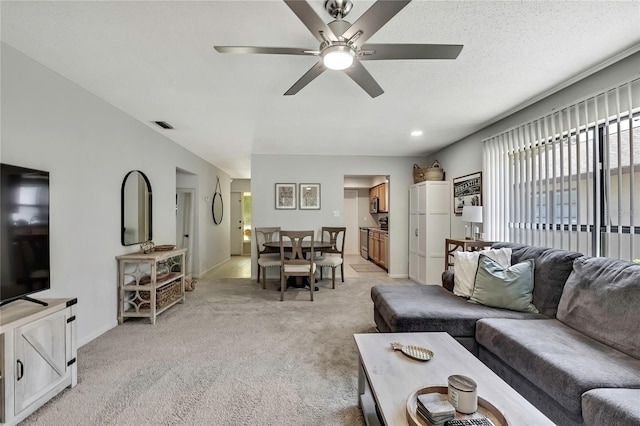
[78,319,117,348]
[198,257,231,278]
[388,273,408,279]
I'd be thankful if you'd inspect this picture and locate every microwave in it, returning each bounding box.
[370,197,379,213]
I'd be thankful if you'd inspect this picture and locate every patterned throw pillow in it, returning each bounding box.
[452,248,512,297]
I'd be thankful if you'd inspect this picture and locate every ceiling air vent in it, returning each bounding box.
[153,121,174,130]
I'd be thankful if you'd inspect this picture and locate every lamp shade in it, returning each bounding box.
[461,206,483,223]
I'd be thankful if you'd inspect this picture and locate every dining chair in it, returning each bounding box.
[279,230,316,301]
[255,227,281,289]
[314,227,346,289]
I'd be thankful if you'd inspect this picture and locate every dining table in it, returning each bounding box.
[263,240,332,290]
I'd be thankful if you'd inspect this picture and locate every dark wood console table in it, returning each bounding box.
[445,238,495,270]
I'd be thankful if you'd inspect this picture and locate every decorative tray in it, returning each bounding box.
[154,245,176,251]
[391,342,433,361]
[406,386,508,426]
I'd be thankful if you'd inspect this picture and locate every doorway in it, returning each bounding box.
[343,189,359,254]
[176,188,195,279]
[230,191,243,255]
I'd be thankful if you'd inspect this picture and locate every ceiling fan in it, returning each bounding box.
[214,0,463,98]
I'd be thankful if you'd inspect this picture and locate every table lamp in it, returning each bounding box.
[461,206,483,240]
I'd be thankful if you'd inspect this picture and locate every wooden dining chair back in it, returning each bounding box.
[315,227,346,289]
[255,227,281,288]
[279,230,316,301]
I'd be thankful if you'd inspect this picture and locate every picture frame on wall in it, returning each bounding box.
[299,183,321,210]
[453,172,482,216]
[275,183,296,209]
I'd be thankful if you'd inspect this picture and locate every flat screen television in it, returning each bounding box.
[0,163,50,307]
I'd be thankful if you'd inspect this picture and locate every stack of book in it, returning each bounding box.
[417,393,456,426]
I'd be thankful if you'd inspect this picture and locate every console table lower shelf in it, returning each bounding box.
[0,298,78,426]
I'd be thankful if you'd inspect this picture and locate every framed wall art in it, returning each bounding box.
[299,183,321,210]
[453,172,482,216]
[275,183,296,209]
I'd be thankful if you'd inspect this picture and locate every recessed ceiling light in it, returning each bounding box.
[411,130,423,137]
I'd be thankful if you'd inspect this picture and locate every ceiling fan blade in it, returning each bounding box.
[343,61,384,98]
[341,0,411,45]
[359,43,463,60]
[284,61,326,96]
[214,46,317,56]
[284,0,338,43]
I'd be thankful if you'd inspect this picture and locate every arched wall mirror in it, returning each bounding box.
[121,170,152,246]
[212,176,223,225]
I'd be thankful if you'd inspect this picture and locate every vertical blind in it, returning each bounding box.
[483,78,640,260]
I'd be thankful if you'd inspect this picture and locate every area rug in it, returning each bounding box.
[22,274,412,426]
[350,263,385,273]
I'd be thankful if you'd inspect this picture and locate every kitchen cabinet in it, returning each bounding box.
[379,232,388,269]
[368,231,378,263]
[368,229,388,270]
[409,181,451,285]
[368,183,388,213]
[378,183,388,212]
[0,299,77,426]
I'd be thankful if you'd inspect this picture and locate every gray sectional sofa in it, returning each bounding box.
[371,243,640,425]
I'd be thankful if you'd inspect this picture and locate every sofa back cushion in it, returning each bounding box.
[492,243,583,317]
[557,256,640,359]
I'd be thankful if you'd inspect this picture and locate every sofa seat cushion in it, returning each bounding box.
[371,284,545,335]
[582,388,640,426]
[557,256,640,359]
[492,243,583,317]
[476,318,640,416]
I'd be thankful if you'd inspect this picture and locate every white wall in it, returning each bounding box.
[251,154,418,278]
[428,51,640,240]
[1,44,231,346]
[231,178,251,193]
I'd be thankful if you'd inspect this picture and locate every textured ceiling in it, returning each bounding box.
[2,1,639,178]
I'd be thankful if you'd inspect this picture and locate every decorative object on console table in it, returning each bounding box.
[140,240,155,253]
[461,205,483,240]
[445,238,495,271]
[453,172,482,216]
[299,183,321,210]
[153,244,176,251]
[116,248,186,324]
[275,183,296,209]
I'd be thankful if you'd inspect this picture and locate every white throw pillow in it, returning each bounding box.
[453,247,512,297]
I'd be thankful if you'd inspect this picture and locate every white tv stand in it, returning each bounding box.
[0,298,77,425]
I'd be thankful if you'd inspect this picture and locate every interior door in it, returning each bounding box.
[343,189,359,254]
[230,191,243,255]
[176,189,194,278]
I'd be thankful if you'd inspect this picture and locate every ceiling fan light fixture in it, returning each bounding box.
[322,45,355,70]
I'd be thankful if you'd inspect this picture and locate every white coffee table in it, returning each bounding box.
[354,332,554,426]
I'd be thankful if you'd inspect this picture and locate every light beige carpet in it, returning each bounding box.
[23,274,412,426]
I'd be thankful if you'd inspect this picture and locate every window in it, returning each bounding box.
[484,78,640,260]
